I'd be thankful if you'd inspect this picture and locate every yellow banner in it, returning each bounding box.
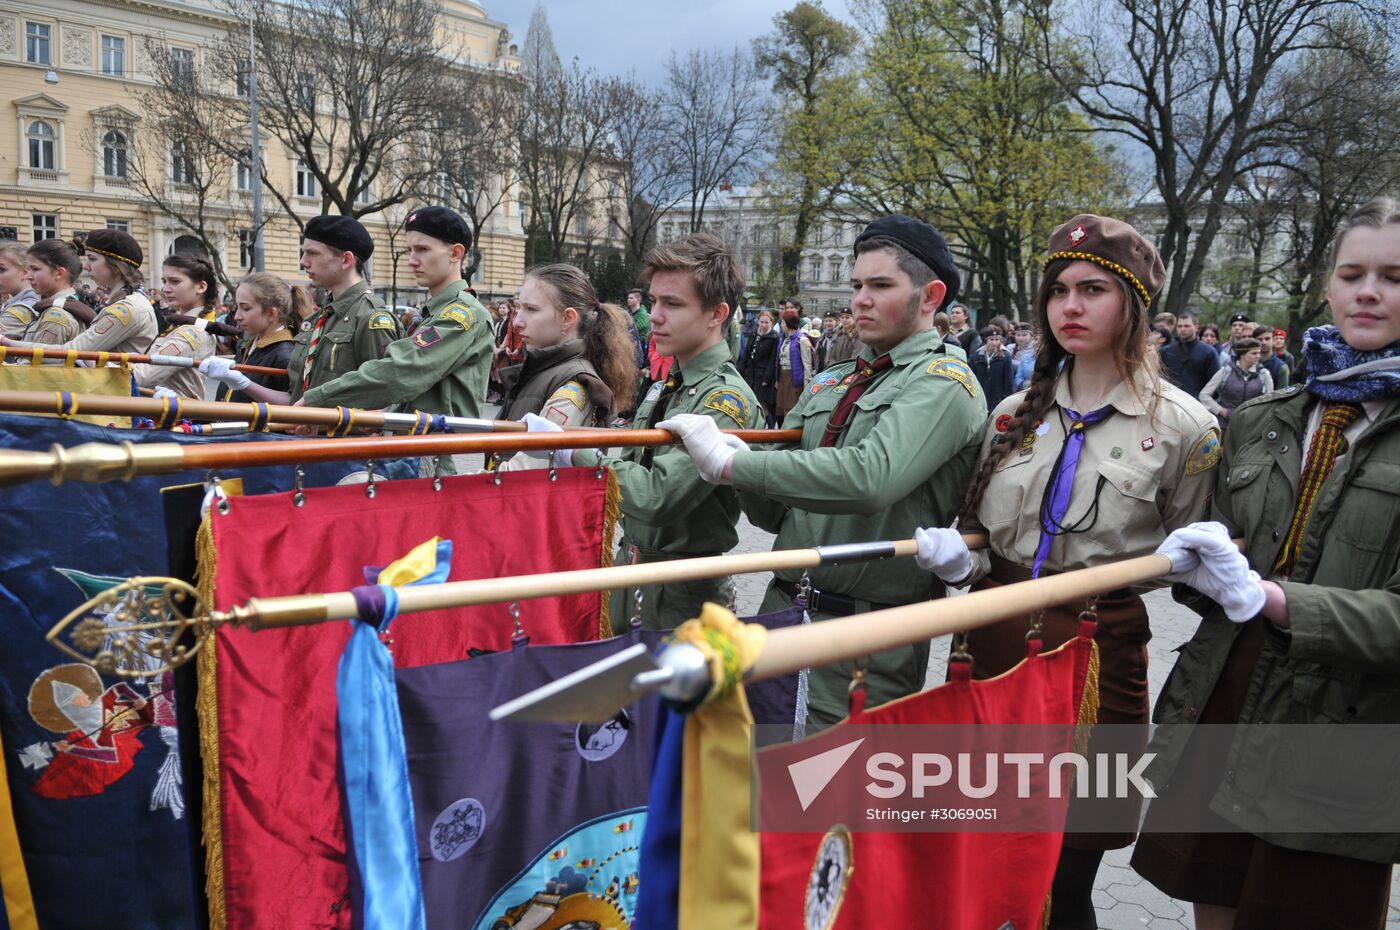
[0,365,133,427]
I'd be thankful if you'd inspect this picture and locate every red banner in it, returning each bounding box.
[201,469,619,929]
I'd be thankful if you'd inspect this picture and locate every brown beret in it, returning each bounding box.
[83,228,143,269]
[1043,215,1166,308]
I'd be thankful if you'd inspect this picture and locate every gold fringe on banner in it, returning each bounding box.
[596,468,621,640]
[194,515,227,930]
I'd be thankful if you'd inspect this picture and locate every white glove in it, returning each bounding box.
[914,527,974,584]
[151,386,180,400]
[199,356,250,390]
[657,414,748,485]
[520,412,572,466]
[1156,521,1266,622]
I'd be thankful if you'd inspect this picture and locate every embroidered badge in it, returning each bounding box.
[644,380,665,405]
[995,414,1013,432]
[552,380,587,410]
[703,388,751,427]
[809,370,842,395]
[576,709,631,762]
[1021,433,1036,451]
[1141,436,1155,452]
[1035,420,1050,436]
[41,309,69,324]
[805,828,853,930]
[841,373,858,385]
[412,325,442,348]
[106,301,133,326]
[1185,429,1222,476]
[1068,223,1087,246]
[175,327,200,351]
[926,357,978,398]
[429,797,486,862]
[439,303,474,329]
[368,312,397,331]
[301,320,312,332]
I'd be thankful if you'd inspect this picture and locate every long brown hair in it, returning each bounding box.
[524,263,638,413]
[162,253,219,314]
[78,237,143,299]
[27,239,82,285]
[958,258,1160,524]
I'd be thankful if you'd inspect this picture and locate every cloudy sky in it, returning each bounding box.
[495,1,860,82]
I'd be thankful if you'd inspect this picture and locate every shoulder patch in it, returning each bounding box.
[368,311,397,331]
[1185,428,1222,476]
[926,357,978,398]
[41,309,69,324]
[703,388,751,427]
[4,306,30,322]
[438,303,475,329]
[105,302,133,327]
[549,380,587,410]
[412,325,442,348]
[176,326,200,350]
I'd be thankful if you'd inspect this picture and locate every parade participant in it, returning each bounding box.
[293,207,489,427]
[492,263,638,471]
[16,239,82,345]
[0,241,39,338]
[2,230,157,356]
[912,214,1219,930]
[662,215,986,727]
[212,273,296,404]
[1132,196,1400,930]
[132,254,219,399]
[522,233,762,630]
[205,214,397,405]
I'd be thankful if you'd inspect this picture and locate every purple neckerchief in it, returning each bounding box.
[1030,404,1115,578]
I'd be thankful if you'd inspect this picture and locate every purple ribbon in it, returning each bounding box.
[1030,405,1114,578]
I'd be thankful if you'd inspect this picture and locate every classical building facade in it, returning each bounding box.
[1,0,528,303]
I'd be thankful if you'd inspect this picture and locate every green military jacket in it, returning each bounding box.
[576,340,762,554]
[1149,385,1400,863]
[733,328,987,605]
[288,281,400,402]
[300,280,490,418]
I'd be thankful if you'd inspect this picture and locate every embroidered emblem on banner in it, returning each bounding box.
[805,827,854,930]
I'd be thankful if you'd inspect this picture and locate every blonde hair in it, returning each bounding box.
[1331,196,1400,266]
[238,272,294,328]
[0,241,27,269]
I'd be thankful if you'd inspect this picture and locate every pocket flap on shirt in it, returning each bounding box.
[1097,459,1159,502]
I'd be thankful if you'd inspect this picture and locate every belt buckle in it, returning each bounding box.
[807,586,822,613]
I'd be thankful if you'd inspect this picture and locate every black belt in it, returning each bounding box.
[774,578,896,617]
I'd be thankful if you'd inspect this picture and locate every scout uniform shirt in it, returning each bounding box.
[965,368,1221,583]
[18,287,80,346]
[732,328,987,724]
[572,340,762,631]
[12,290,157,355]
[1,288,40,338]
[134,320,217,399]
[299,280,489,419]
[287,281,400,403]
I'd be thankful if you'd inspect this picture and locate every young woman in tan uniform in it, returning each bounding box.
[135,254,219,399]
[914,215,1221,929]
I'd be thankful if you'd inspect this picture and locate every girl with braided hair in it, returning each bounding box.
[913,215,1220,930]
[133,253,220,399]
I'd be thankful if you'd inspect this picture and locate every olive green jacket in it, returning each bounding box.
[1149,385,1400,863]
[732,328,987,605]
[300,281,490,419]
[288,281,400,402]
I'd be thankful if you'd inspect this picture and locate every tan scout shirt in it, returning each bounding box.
[11,290,158,357]
[21,288,80,347]
[967,369,1220,582]
[134,322,218,399]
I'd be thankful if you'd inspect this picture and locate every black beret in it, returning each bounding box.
[1228,312,1252,325]
[83,228,143,268]
[854,215,960,306]
[405,206,472,249]
[305,214,374,263]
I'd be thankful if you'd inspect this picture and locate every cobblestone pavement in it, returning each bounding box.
[727,514,1400,930]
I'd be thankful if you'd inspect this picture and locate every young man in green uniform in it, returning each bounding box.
[298,206,491,422]
[524,233,763,631]
[663,215,988,726]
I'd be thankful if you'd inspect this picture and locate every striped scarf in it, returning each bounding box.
[301,311,330,392]
[1272,401,1364,577]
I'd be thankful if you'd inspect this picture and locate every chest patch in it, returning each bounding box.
[438,303,474,329]
[1185,429,1222,476]
[368,312,397,331]
[703,388,751,427]
[809,370,844,395]
[412,325,442,348]
[926,357,978,398]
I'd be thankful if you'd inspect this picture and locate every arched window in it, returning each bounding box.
[27,120,55,170]
[102,130,128,178]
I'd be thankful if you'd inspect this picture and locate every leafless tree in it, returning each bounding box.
[607,79,688,279]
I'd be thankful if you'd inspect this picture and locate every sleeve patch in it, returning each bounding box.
[368,312,398,331]
[926,357,978,398]
[41,309,68,324]
[703,388,751,427]
[548,380,587,410]
[1185,428,1222,476]
[412,325,442,348]
[4,307,29,322]
[176,326,200,351]
[438,303,475,329]
[106,302,133,326]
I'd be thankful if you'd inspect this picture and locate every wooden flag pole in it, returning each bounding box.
[0,345,288,378]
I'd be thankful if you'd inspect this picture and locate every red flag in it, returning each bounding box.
[200,470,619,930]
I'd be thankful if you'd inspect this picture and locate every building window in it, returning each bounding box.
[236,149,253,191]
[235,59,251,97]
[295,159,317,198]
[238,230,255,269]
[171,141,195,184]
[575,212,590,239]
[354,185,372,206]
[32,214,58,242]
[102,130,128,178]
[827,257,841,284]
[296,72,316,112]
[27,120,56,170]
[26,22,51,65]
[106,218,130,232]
[101,35,126,77]
[170,47,194,86]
